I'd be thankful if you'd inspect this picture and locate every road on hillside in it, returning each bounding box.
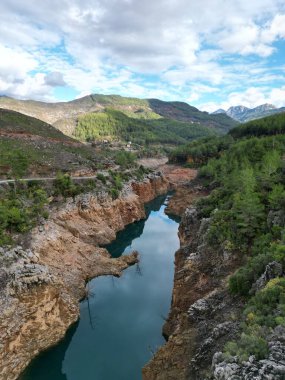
[0,175,98,184]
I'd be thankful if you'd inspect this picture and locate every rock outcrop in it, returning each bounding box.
[143,204,243,380]
[0,174,168,380]
[213,326,285,380]
[143,183,285,380]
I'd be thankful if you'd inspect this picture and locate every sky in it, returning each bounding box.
[0,0,285,112]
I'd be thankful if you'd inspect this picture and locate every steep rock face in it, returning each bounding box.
[0,175,168,380]
[165,184,207,217]
[131,175,168,203]
[144,179,285,380]
[143,206,243,380]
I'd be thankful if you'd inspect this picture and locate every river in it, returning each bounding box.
[20,195,180,380]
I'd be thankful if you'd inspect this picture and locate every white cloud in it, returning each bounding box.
[200,86,285,112]
[0,0,285,102]
[261,14,285,43]
[0,45,37,82]
[268,86,285,107]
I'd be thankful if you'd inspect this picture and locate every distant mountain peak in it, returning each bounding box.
[227,105,250,112]
[253,103,276,111]
[212,108,226,114]
[211,103,284,123]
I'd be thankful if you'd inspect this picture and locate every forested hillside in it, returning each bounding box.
[74,108,216,146]
[229,112,285,138]
[169,112,285,362]
[0,108,150,246]
[148,99,238,133]
[0,95,238,144]
[170,112,285,165]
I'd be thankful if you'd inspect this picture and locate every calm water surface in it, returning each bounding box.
[20,195,180,380]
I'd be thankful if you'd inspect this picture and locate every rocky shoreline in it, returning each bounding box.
[0,173,168,380]
[4,167,283,380]
[143,183,285,380]
[142,187,245,379]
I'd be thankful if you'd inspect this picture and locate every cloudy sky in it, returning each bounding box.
[1,0,285,111]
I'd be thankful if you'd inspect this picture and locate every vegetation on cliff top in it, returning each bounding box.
[0,183,49,245]
[172,112,285,362]
[0,109,153,245]
[169,112,285,166]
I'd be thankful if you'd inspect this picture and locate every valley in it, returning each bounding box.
[1,1,285,379]
[0,99,284,380]
[0,95,237,151]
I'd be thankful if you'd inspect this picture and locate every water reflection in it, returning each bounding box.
[20,194,179,380]
[105,194,167,258]
[20,323,78,380]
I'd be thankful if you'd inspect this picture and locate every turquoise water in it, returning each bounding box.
[20,195,180,380]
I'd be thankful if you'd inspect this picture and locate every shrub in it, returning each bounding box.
[110,188,119,200]
[229,252,274,296]
[224,332,269,361]
[54,172,81,199]
[96,173,107,184]
[113,175,123,191]
[0,185,49,244]
[115,151,136,167]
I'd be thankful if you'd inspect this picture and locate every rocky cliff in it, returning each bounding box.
[0,174,168,380]
[143,189,285,379]
[143,201,244,380]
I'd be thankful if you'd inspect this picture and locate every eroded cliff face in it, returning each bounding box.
[144,175,285,380]
[0,174,168,380]
[143,202,243,380]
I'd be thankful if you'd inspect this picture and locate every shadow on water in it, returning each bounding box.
[104,194,167,258]
[19,193,179,380]
[166,212,181,224]
[20,322,79,380]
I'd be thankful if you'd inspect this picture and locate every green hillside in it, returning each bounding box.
[0,109,109,178]
[74,108,216,146]
[169,112,285,363]
[229,112,285,138]
[170,112,285,165]
[148,99,238,133]
[0,108,150,245]
[0,108,72,140]
[0,95,238,141]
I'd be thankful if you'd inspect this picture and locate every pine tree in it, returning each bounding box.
[232,167,265,242]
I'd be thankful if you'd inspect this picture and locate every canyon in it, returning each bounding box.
[0,174,168,380]
[143,179,285,380]
[1,162,284,380]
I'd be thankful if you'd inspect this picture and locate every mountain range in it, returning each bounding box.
[213,103,285,122]
[0,95,237,139]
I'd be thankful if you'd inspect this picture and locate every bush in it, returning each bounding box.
[0,185,49,245]
[96,173,107,184]
[224,332,269,361]
[244,278,285,328]
[54,172,81,199]
[115,151,136,168]
[113,175,123,191]
[229,253,273,296]
[85,179,96,192]
[110,188,119,200]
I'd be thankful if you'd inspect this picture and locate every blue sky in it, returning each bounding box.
[0,0,285,112]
